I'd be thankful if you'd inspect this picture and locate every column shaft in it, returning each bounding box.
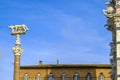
[14,55,20,80]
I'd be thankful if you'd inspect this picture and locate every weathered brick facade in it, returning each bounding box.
[20,64,111,80]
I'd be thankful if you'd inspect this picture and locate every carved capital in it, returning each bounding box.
[12,46,23,55]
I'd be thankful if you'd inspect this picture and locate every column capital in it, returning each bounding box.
[12,46,23,55]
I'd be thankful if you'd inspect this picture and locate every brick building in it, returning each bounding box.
[20,63,111,80]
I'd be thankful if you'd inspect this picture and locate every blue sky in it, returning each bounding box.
[0,0,111,80]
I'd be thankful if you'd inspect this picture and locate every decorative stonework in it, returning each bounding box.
[116,0,120,8]
[110,42,116,56]
[103,1,115,17]
[105,18,114,31]
[12,46,23,55]
[15,35,21,45]
[103,1,117,80]
[9,24,29,46]
[114,17,120,28]
[9,25,28,55]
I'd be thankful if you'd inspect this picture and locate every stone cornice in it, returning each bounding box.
[20,64,111,69]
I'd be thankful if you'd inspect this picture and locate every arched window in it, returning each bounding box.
[35,74,41,80]
[60,72,67,80]
[23,73,29,80]
[98,73,105,80]
[86,73,92,80]
[48,73,54,80]
[73,73,80,80]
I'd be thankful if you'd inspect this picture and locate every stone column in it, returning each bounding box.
[13,42,23,80]
[14,52,21,80]
[114,16,120,80]
[115,1,120,79]
[104,0,120,80]
[9,25,28,80]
